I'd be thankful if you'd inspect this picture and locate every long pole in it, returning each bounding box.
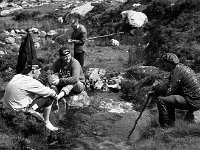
[127,94,151,140]
[87,32,124,40]
[53,32,125,43]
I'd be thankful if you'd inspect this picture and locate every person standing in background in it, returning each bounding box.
[68,17,87,68]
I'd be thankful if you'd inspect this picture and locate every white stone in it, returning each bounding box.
[70,2,94,16]
[110,39,119,46]
[29,27,39,33]
[47,30,57,36]
[194,110,200,123]
[133,3,141,7]
[121,10,148,28]
[0,6,23,16]
[5,37,15,44]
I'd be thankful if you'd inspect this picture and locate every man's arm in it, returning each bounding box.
[166,68,182,95]
[27,79,57,98]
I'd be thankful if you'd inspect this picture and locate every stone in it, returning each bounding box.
[5,37,15,44]
[121,10,148,28]
[193,110,200,123]
[47,30,57,36]
[67,91,90,108]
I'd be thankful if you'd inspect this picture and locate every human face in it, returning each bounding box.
[33,67,41,79]
[60,53,71,63]
[71,19,79,30]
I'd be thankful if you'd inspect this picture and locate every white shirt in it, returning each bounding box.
[3,74,56,111]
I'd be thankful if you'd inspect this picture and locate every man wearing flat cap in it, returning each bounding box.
[50,46,85,103]
[152,53,200,128]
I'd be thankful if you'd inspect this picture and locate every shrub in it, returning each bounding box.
[1,109,45,138]
[143,0,172,21]
[13,11,41,21]
[0,54,18,71]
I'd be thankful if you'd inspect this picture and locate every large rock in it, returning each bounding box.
[121,10,148,28]
[0,6,23,16]
[67,91,90,108]
[5,37,15,44]
[71,2,94,16]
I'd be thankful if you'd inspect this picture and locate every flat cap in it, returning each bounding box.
[162,53,179,64]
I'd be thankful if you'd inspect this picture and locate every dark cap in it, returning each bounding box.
[59,47,70,56]
[26,59,42,69]
[162,53,179,65]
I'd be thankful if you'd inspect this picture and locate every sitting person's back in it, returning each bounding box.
[3,60,59,131]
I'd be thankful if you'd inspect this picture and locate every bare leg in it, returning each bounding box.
[43,104,59,131]
[57,91,65,101]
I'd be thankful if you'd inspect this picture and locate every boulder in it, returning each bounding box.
[71,2,94,16]
[5,37,15,44]
[0,1,8,9]
[121,10,148,28]
[46,30,57,36]
[67,91,90,108]
[0,6,23,16]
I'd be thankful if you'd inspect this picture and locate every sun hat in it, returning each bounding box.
[59,47,70,56]
[162,53,179,64]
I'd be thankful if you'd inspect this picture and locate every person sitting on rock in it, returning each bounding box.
[49,46,86,104]
[150,53,200,128]
[3,60,59,131]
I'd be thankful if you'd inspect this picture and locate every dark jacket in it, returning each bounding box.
[16,31,37,74]
[51,57,85,87]
[166,63,200,108]
[71,24,87,53]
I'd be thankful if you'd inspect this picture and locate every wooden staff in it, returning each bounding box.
[127,92,153,140]
[87,32,124,40]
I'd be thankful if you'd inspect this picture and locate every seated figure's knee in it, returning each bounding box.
[51,85,58,94]
[61,85,74,95]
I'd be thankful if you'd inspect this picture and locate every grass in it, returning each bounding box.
[129,107,200,150]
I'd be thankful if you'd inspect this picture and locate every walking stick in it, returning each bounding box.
[127,91,153,140]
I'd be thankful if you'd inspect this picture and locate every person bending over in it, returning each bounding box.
[150,53,200,128]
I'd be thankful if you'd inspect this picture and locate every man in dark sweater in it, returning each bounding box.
[50,46,85,101]
[68,18,87,67]
[152,53,200,128]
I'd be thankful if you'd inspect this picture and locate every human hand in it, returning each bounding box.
[48,74,59,85]
[68,39,73,43]
[51,78,60,85]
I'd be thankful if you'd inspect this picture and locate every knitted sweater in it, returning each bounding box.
[51,57,85,86]
[167,63,200,108]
